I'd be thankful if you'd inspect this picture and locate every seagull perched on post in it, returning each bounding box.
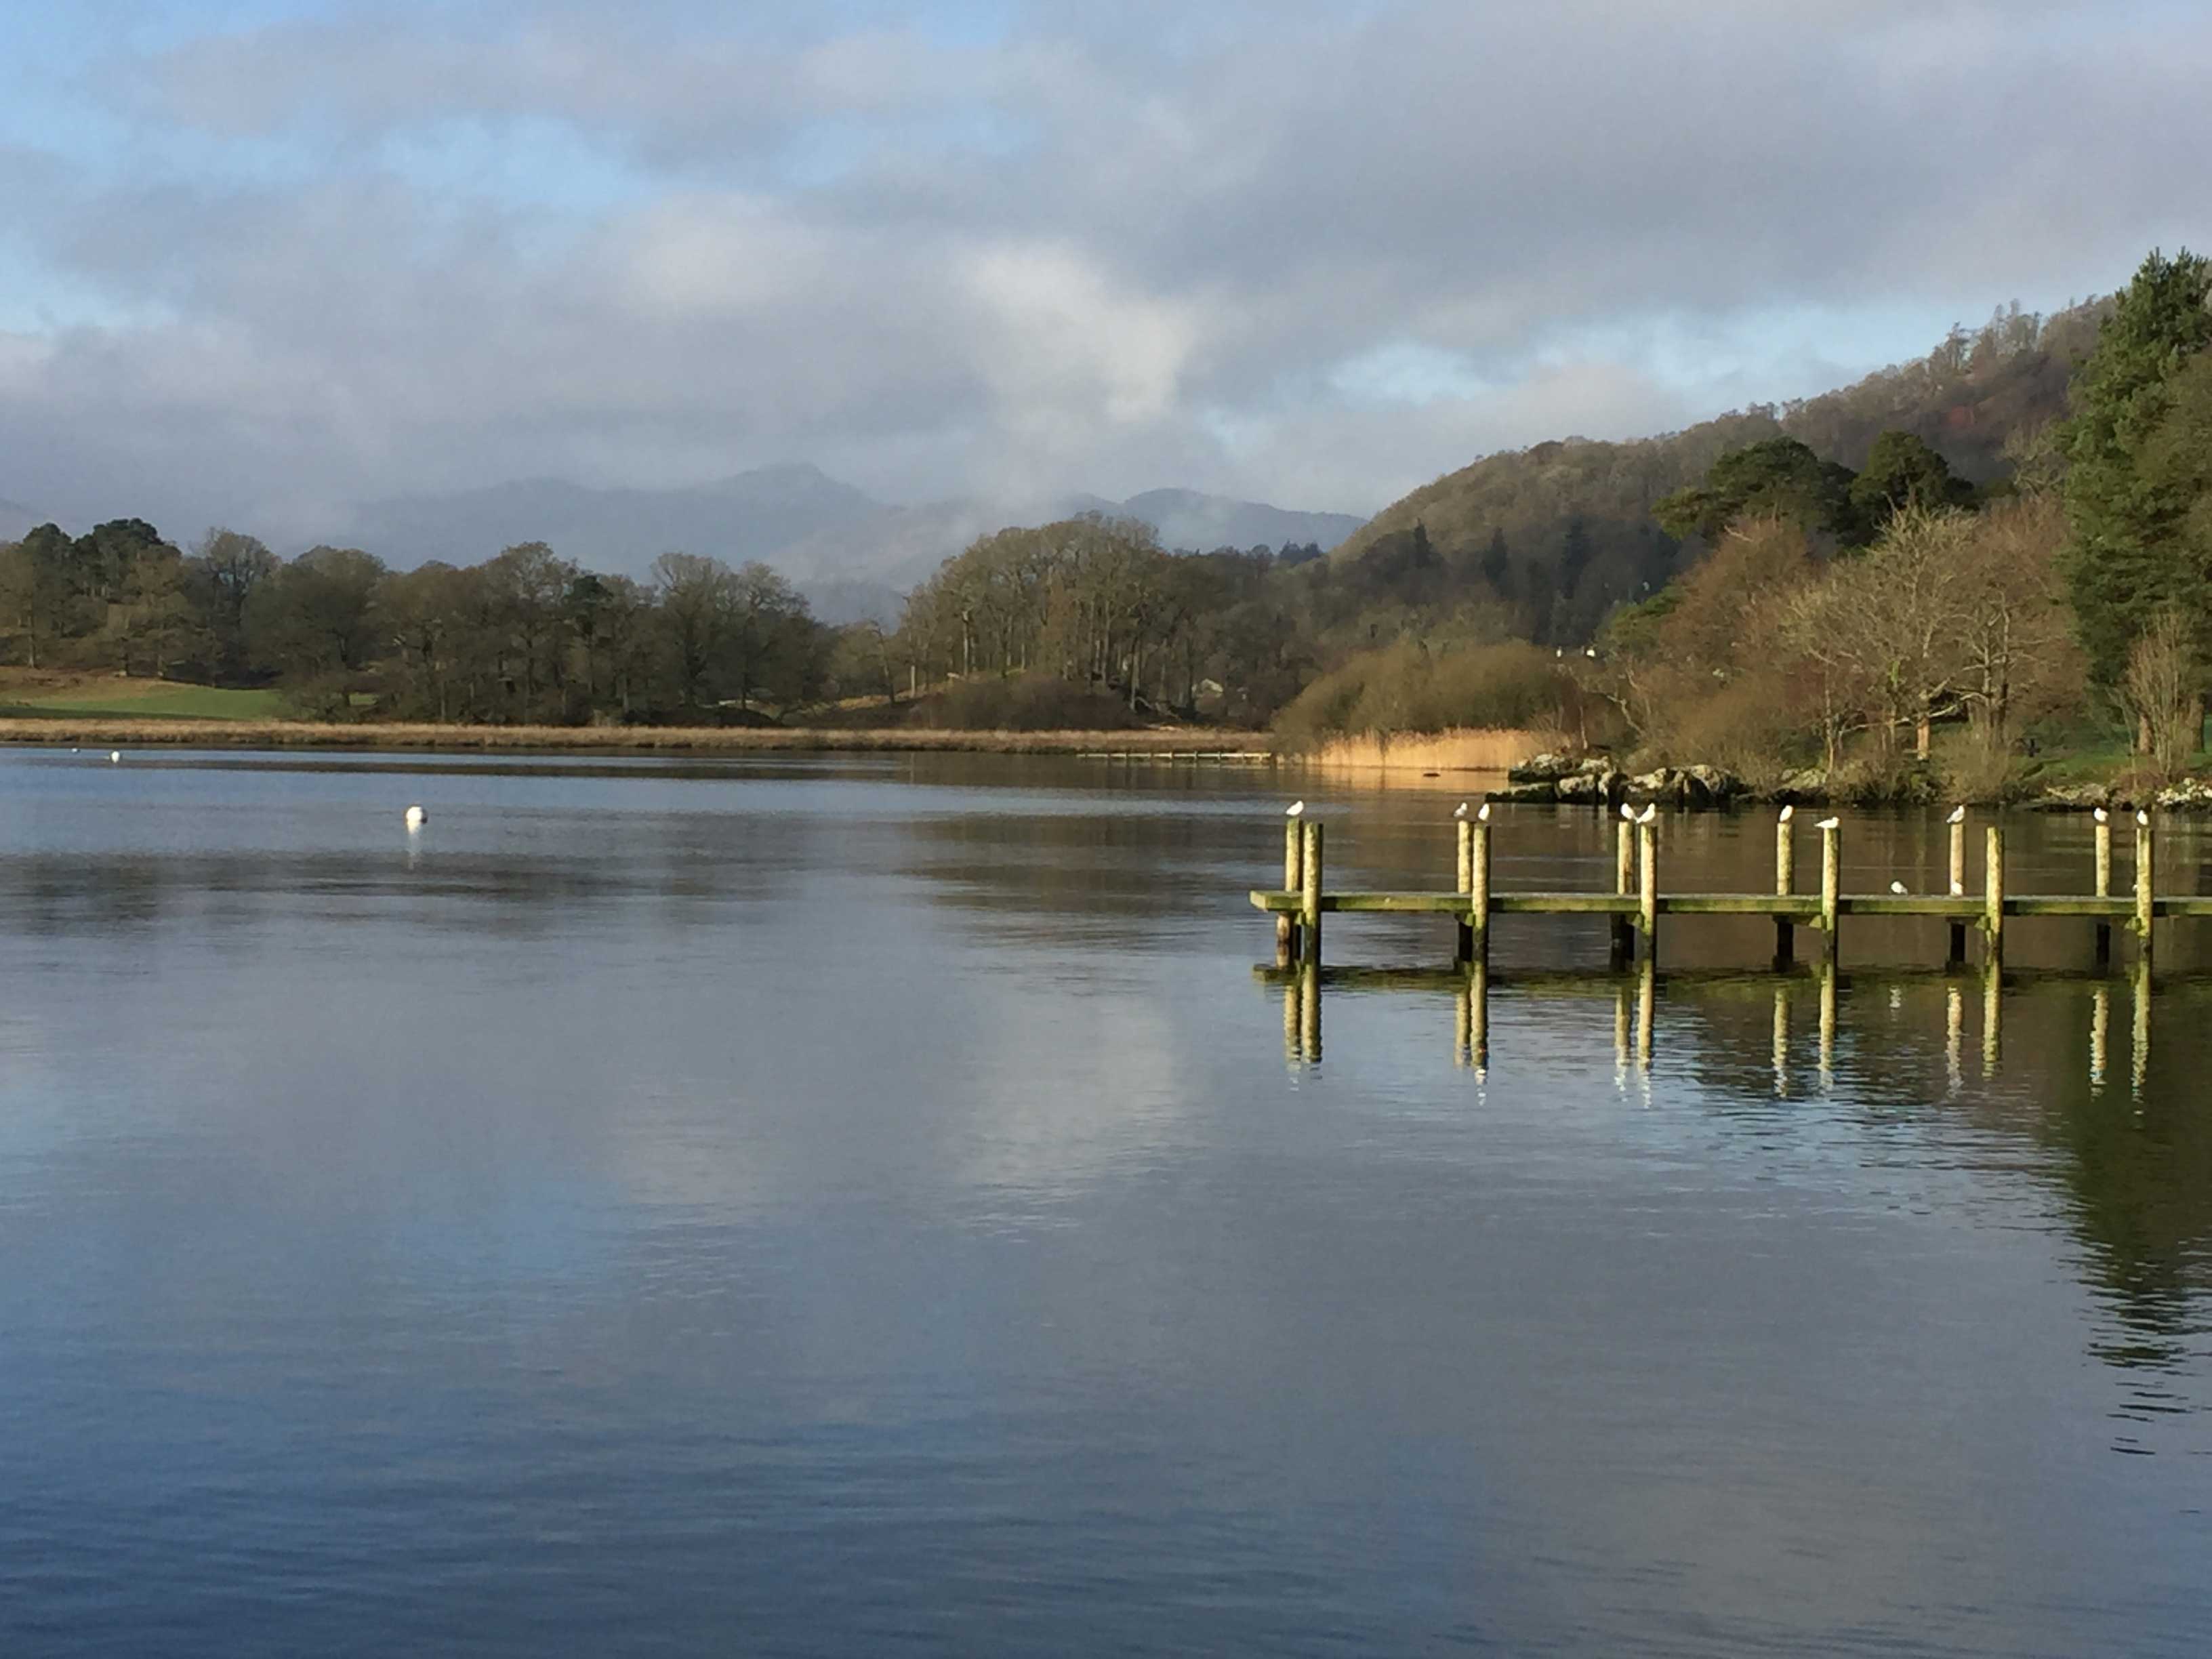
[1891,880,1908,895]
[1477,802,1491,823]
[1778,804,1794,823]
[1620,802,1635,821]
[2093,806,2110,824]
[1453,802,1469,820]
[1947,804,1967,825]
[1286,800,1304,817]
[1950,879,1965,897]
[2137,808,2150,828]
[1816,816,1841,831]
[1636,804,1658,825]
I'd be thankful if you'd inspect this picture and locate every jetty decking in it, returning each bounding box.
[1250,813,2209,971]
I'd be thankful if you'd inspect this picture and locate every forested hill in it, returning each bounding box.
[1332,300,2110,643]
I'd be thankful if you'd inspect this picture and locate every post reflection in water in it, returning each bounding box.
[1263,958,2162,1106]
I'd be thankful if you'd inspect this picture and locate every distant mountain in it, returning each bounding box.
[337,466,1370,624]
[339,462,883,576]
[1118,489,1365,554]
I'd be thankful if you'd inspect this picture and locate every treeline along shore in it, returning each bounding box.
[7,247,2212,808]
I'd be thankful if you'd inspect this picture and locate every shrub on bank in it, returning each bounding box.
[1273,640,1565,743]
[905,674,1143,731]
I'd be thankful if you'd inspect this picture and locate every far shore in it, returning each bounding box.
[0,718,1287,756]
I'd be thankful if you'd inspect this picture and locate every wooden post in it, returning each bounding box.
[1947,814,1967,968]
[2134,815,2153,964]
[1454,818,1473,964]
[1300,819,1323,968]
[1820,821,1840,964]
[1774,813,1795,967]
[2093,814,2113,966]
[1983,825,2004,968]
[1277,819,1300,967]
[1612,820,1635,968]
[1637,818,1658,966]
[1470,821,1492,967]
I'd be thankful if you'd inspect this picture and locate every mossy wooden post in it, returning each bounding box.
[1277,820,1301,967]
[1819,821,1841,966]
[1637,819,1658,966]
[1947,814,1968,968]
[2093,815,2113,966]
[1611,821,1635,968]
[1774,813,1795,967]
[1455,818,1474,965]
[1299,819,1324,968]
[1469,821,1492,967]
[1983,825,2005,969]
[2133,816,2154,964]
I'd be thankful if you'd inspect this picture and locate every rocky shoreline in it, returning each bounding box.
[1492,753,2212,813]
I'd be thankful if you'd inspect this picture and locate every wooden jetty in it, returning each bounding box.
[1252,809,2210,971]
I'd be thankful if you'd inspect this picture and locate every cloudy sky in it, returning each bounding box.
[2,0,2207,541]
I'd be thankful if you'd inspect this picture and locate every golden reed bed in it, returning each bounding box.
[1296,728,1547,775]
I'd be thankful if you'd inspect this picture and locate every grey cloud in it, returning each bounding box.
[3,0,2209,544]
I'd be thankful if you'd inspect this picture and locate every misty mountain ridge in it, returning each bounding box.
[323,472,1368,625]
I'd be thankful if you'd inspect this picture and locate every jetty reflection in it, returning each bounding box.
[1258,960,2160,1094]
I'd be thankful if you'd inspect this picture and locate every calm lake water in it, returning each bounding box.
[1,749,2207,1656]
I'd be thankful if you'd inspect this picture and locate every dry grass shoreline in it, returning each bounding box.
[0,718,1280,755]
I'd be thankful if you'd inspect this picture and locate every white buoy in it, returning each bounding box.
[404,805,426,831]
[108,751,121,763]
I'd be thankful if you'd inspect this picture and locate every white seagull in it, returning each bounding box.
[108,751,121,763]
[1950,879,1965,897]
[2093,806,2110,824]
[2137,808,2150,828]
[1476,802,1492,823]
[1816,816,1841,831]
[1453,802,1469,820]
[1947,804,1967,824]
[1778,804,1794,823]
[1620,801,1635,821]
[1890,880,1908,895]
[1286,800,1305,817]
[1636,803,1658,825]
[404,805,427,831]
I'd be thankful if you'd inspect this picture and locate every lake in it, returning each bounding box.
[0,749,2206,1656]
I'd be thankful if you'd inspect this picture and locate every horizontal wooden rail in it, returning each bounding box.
[1250,889,2212,919]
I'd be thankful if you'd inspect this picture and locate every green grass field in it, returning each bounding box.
[0,679,288,721]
